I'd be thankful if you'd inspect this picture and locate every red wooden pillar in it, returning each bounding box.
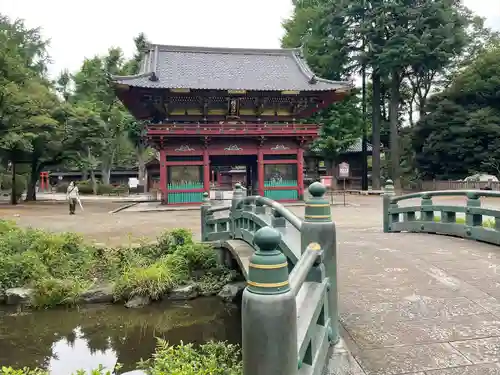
[297,147,304,199]
[203,147,210,192]
[258,148,264,196]
[159,149,167,203]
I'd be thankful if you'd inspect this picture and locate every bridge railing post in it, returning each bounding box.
[230,183,245,237]
[242,226,297,375]
[271,208,286,227]
[300,182,339,344]
[200,192,212,242]
[383,179,395,233]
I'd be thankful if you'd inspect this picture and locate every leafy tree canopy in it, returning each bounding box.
[413,45,500,179]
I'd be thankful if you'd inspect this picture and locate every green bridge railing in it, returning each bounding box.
[383,179,500,244]
[200,182,338,375]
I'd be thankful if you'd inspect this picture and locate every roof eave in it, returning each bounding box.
[292,50,353,92]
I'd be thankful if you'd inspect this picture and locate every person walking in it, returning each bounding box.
[66,181,80,215]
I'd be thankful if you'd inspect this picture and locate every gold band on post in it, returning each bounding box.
[249,262,288,270]
[304,215,331,219]
[247,280,289,288]
[308,242,321,251]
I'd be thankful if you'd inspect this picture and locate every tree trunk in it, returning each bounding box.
[371,71,382,190]
[25,159,39,202]
[10,162,17,205]
[137,146,147,193]
[90,169,98,195]
[389,70,401,192]
[419,98,426,118]
[87,147,98,194]
[101,166,111,185]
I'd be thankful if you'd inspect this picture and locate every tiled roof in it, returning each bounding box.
[311,138,374,154]
[112,44,351,92]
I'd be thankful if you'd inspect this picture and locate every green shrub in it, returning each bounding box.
[0,221,223,307]
[76,181,94,194]
[1,340,242,375]
[139,339,242,375]
[97,184,113,195]
[0,364,118,375]
[158,228,195,253]
[31,278,90,308]
[0,367,48,375]
[0,174,27,197]
[111,185,129,195]
[113,254,189,300]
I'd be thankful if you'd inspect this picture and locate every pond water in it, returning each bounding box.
[0,298,241,374]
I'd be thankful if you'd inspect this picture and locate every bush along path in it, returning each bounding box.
[1,339,243,375]
[0,221,244,309]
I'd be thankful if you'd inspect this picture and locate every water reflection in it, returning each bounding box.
[0,298,241,374]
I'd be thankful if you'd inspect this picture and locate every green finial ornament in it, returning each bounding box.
[304,182,331,222]
[202,192,210,203]
[247,226,290,295]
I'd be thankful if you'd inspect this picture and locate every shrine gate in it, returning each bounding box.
[112,44,351,204]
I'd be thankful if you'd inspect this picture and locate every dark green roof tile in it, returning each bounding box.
[112,44,351,92]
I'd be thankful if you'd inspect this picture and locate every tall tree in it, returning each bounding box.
[0,14,59,203]
[282,0,365,180]
[123,33,150,190]
[413,45,500,178]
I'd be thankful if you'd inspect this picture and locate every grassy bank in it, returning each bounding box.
[0,220,235,308]
[0,339,242,375]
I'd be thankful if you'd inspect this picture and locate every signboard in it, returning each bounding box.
[320,176,333,187]
[338,162,350,179]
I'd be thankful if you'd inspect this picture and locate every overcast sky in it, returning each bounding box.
[2,0,499,79]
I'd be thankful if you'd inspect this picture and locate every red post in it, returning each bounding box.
[39,172,49,192]
[203,147,210,192]
[258,148,264,196]
[159,149,167,203]
[297,147,304,200]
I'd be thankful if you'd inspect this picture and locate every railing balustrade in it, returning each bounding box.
[383,179,500,245]
[200,182,338,375]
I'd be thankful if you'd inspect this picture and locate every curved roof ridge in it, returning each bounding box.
[111,47,159,82]
[292,48,353,87]
[111,42,353,92]
[152,43,300,56]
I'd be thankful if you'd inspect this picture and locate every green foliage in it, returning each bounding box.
[0,221,228,308]
[0,364,117,375]
[31,278,90,308]
[113,254,189,300]
[139,339,242,375]
[1,340,242,375]
[281,1,364,162]
[0,174,27,198]
[413,45,500,179]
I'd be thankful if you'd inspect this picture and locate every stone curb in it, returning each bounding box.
[109,202,139,214]
[119,202,356,213]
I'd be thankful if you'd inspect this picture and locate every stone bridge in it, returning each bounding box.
[201,182,500,375]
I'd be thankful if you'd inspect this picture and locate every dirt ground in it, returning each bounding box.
[2,194,499,247]
[0,196,382,246]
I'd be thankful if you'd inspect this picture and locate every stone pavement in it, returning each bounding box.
[332,228,500,375]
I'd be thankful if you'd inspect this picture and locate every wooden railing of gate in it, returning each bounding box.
[383,179,500,245]
[200,182,339,375]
